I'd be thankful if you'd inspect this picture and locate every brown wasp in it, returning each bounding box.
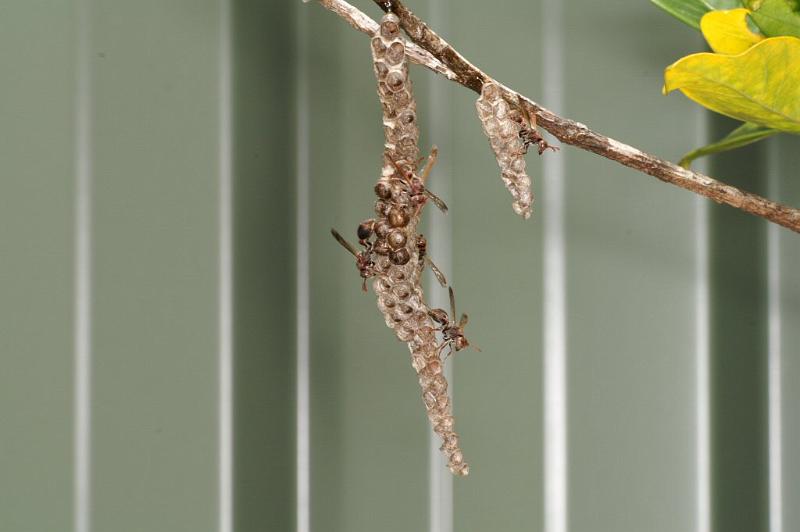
[519,126,559,156]
[429,287,480,359]
[388,146,449,214]
[513,96,559,156]
[331,228,375,292]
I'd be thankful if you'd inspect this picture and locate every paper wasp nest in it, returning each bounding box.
[475,82,533,219]
[369,13,468,476]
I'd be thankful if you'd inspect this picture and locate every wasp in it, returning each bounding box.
[513,96,559,156]
[388,146,449,214]
[519,126,559,156]
[429,287,479,359]
[331,228,375,292]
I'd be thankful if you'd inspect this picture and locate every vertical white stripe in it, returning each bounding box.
[296,5,311,532]
[427,361,453,532]
[428,363,453,532]
[74,1,92,531]
[541,2,567,532]
[767,139,783,532]
[217,0,234,531]
[426,2,454,531]
[693,111,711,532]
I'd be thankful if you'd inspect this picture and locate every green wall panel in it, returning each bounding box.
[90,2,221,530]
[232,1,296,531]
[708,118,769,532]
[0,2,77,530]
[774,134,800,532]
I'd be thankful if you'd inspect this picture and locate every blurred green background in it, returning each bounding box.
[1,1,798,531]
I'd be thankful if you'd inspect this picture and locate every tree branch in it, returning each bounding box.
[313,0,800,234]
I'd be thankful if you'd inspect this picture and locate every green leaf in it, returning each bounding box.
[679,122,778,167]
[652,0,711,29]
[745,0,800,37]
[663,36,800,133]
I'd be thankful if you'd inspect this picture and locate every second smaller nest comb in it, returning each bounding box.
[475,82,533,219]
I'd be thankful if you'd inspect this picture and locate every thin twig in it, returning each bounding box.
[315,0,458,81]
[314,0,800,234]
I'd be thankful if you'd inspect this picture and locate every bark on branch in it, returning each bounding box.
[313,0,800,234]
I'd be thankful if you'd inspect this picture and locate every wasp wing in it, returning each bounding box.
[331,228,358,257]
[424,188,449,213]
[425,256,448,287]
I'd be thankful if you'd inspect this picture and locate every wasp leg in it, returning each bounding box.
[441,342,455,361]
